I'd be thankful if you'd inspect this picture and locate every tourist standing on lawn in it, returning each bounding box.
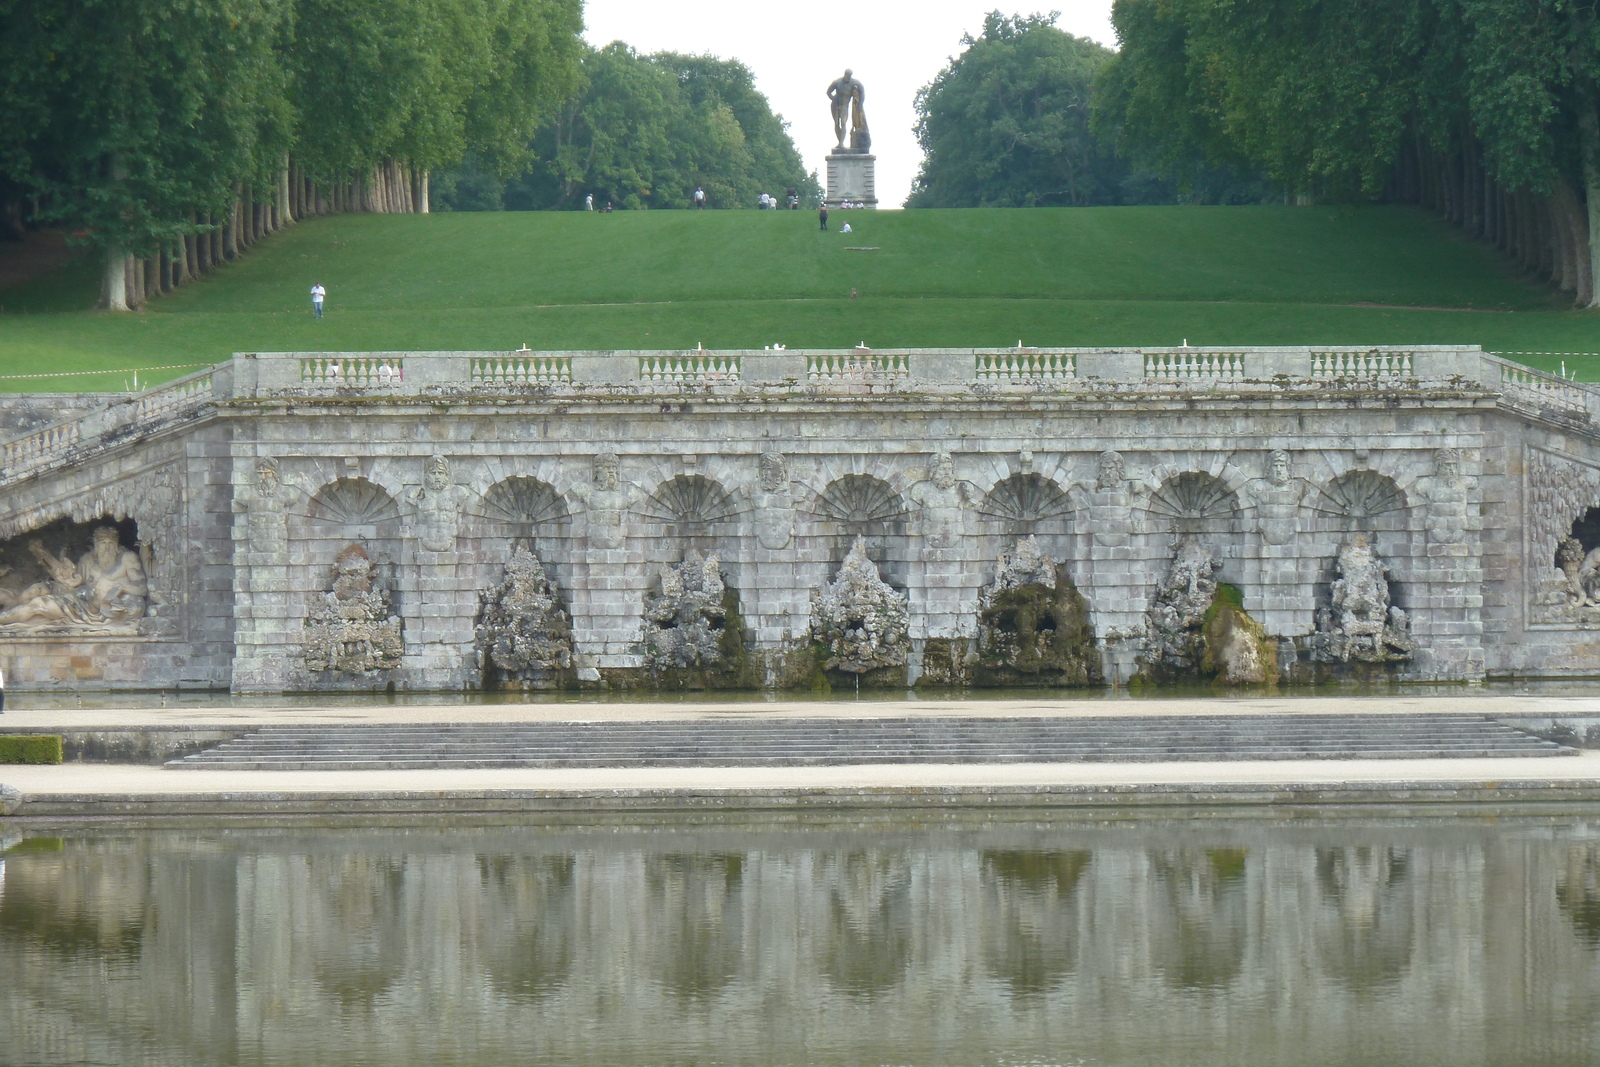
[694,186,706,208]
[819,204,829,231]
[585,193,594,211]
[310,283,325,319]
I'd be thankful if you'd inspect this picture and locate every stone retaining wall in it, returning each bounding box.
[0,346,1596,691]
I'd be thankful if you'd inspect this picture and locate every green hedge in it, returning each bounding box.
[0,735,64,764]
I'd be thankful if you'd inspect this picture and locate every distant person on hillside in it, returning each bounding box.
[310,283,325,319]
[819,204,829,231]
[694,186,707,208]
[604,201,613,213]
[585,194,594,211]
[787,188,798,209]
[840,222,852,234]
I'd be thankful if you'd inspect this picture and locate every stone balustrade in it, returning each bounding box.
[3,346,1590,488]
[0,366,220,482]
[231,345,1509,395]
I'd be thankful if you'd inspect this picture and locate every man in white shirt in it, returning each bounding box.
[310,283,325,319]
[585,193,594,211]
[694,187,706,209]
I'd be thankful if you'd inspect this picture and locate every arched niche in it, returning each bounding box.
[467,476,578,616]
[978,474,1072,537]
[307,477,401,531]
[977,473,1075,578]
[1312,469,1408,533]
[811,474,911,589]
[479,477,571,530]
[297,478,403,625]
[1145,471,1240,538]
[637,474,739,556]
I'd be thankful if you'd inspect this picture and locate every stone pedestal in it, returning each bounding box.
[826,152,877,208]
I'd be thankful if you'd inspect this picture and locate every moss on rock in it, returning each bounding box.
[1200,583,1279,686]
[975,564,1101,687]
[917,637,972,688]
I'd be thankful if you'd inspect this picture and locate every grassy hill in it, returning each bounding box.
[1,205,1598,391]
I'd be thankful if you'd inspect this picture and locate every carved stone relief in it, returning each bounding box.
[643,550,731,672]
[119,463,182,629]
[240,457,291,553]
[1086,450,1132,548]
[1142,534,1222,677]
[301,544,404,673]
[908,451,977,555]
[754,451,794,550]
[570,453,639,550]
[1413,447,1473,545]
[1525,447,1600,626]
[810,536,909,676]
[1312,535,1412,663]
[476,544,572,686]
[1246,450,1307,546]
[410,454,464,552]
[0,522,148,635]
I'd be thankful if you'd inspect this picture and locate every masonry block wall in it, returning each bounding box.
[3,348,1600,691]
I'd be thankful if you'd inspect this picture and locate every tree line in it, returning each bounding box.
[909,13,1270,208]
[0,0,584,310]
[1094,0,1600,307]
[434,44,820,212]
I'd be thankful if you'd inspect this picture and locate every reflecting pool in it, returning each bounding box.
[4,812,1600,1066]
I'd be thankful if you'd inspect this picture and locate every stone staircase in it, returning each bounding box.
[164,713,1575,771]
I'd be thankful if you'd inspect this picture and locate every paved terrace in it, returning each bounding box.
[4,695,1600,820]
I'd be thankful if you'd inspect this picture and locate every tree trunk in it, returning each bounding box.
[415,169,430,213]
[1554,179,1594,304]
[1581,106,1600,308]
[197,214,212,273]
[277,150,293,227]
[1464,140,1482,236]
[1478,160,1492,239]
[102,246,129,311]
[225,196,239,260]
[125,254,141,308]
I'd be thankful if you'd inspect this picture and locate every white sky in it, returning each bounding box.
[582,1,1119,208]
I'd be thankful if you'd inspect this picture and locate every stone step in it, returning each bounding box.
[166,714,1573,770]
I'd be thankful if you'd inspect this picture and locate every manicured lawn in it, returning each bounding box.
[2,205,1597,390]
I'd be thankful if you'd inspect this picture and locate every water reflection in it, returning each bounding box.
[1314,847,1414,992]
[646,853,743,1000]
[1148,847,1249,992]
[3,815,1600,1066]
[1558,844,1600,946]
[477,854,575,1002]
[979,849,1089,996]
[819,849,913,997]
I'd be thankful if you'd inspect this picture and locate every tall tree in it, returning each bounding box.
[0,0,293,307]
[909,13,1128,207]
[487,43,818,210]
[1098,0,1600,305]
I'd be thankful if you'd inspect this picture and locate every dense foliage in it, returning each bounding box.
[908,12,1271,208]
[0,0,583,307]
[1096,0,1600,305]
[436,45,819,211]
